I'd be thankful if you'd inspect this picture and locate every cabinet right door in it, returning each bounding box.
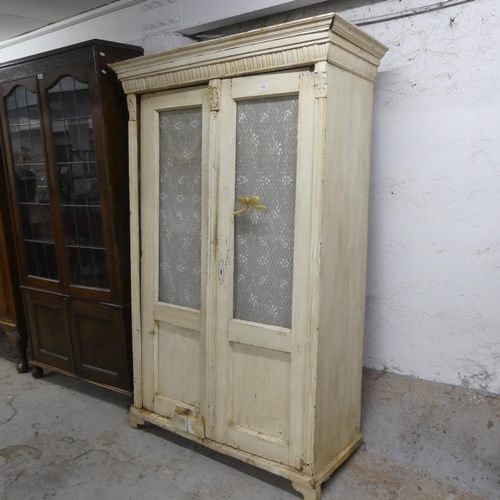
[212,70,319,467]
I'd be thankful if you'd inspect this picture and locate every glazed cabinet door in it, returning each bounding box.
[211,71,318,467]
[0,79,62,293]
[140,87,212,437]
[38,67,115,302]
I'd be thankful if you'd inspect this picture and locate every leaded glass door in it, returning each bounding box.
[39,66,116,302]
[212,71,317,467]
[140,86,212,437]
[0,79,61,293]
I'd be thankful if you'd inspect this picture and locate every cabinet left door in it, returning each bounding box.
[140,86,214,437]
[23,288,73,373]
[0,79,63,293]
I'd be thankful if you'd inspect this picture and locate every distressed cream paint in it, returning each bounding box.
[112,13,387,499]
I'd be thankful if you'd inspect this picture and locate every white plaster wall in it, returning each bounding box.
[0,0,499,394]
[361,1,500,394]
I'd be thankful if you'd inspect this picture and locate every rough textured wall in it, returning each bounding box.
[363,1,500,395]
[211,0,500,394]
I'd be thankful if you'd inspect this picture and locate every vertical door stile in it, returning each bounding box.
[152,94,161,401]
[140,93,160,409]
[213,78,236,443]
[204,79,221,440]
[288,71,316,470]
[127,93,143,409]
[290,64,327,473]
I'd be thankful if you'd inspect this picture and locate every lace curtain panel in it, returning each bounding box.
[233,96,298,329]
[158,107,202,310]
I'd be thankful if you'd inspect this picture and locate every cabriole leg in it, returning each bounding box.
[292,481,321,500]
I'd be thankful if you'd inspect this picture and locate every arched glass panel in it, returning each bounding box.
[6,86,58,279]
[48,77,108,289]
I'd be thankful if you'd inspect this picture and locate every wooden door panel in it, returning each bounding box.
[0,247,15,325]
[0,181,15,325]
[24,289,73,372]
[213,71,318,467]
[68,300,130,391]
[228,342,291,464]
[140,86,212,438]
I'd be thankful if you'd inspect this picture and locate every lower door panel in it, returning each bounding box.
[24,288,73,373]
[68,300,131,392]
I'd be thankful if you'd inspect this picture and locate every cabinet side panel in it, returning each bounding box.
[314,66,374,471]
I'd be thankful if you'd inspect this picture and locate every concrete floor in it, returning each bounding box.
[0,335,499,500]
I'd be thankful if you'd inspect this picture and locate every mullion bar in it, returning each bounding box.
[56,81,72,164]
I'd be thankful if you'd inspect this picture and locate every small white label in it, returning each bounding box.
[100,52,105,57]
[37,74,43,80]
[101,69,107,74]
[258,83,268,90]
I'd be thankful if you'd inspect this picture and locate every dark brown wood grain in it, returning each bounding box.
[0,41,142,392]
[0,136,28,373]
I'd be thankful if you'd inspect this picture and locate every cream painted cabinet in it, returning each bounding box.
[112,13,387,500]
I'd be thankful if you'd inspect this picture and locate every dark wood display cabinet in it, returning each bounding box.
[0,142,28,373]
[0,41,143,394]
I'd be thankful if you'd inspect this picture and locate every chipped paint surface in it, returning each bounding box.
[0,0,498,394]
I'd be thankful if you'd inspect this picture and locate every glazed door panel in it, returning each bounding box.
[140,87,211,438]
[0,79,62,293]
[212,71,318,467]
[38,66,116,303]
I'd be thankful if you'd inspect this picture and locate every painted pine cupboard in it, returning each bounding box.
[112,13,387,499]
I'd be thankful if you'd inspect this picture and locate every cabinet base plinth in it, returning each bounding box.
[128,406,362,499]
[130,411,146,429]
[292,482,321,500]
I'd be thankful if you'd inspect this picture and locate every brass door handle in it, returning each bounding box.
[234,196,267,216]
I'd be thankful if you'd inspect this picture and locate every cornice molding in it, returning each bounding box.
[112,13,388,93]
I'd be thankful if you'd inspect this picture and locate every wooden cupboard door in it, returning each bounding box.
[212,71,318,467]
[68,300,130,392]
[0,209,16,326]
[0,80,63,294]
[140,86,213,437]
[38,66,116,303]
[24,288,74,373]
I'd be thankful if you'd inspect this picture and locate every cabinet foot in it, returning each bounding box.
[130,411,145,429]
[17,358,29,374]
[31,365,44,379]
[292,482,321,500]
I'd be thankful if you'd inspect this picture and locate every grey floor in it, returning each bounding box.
[0,335,499,500]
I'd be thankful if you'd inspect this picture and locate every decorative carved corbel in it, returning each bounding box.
[314,61,328,98]
[208,79,221,111]
[127,94,137,121]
